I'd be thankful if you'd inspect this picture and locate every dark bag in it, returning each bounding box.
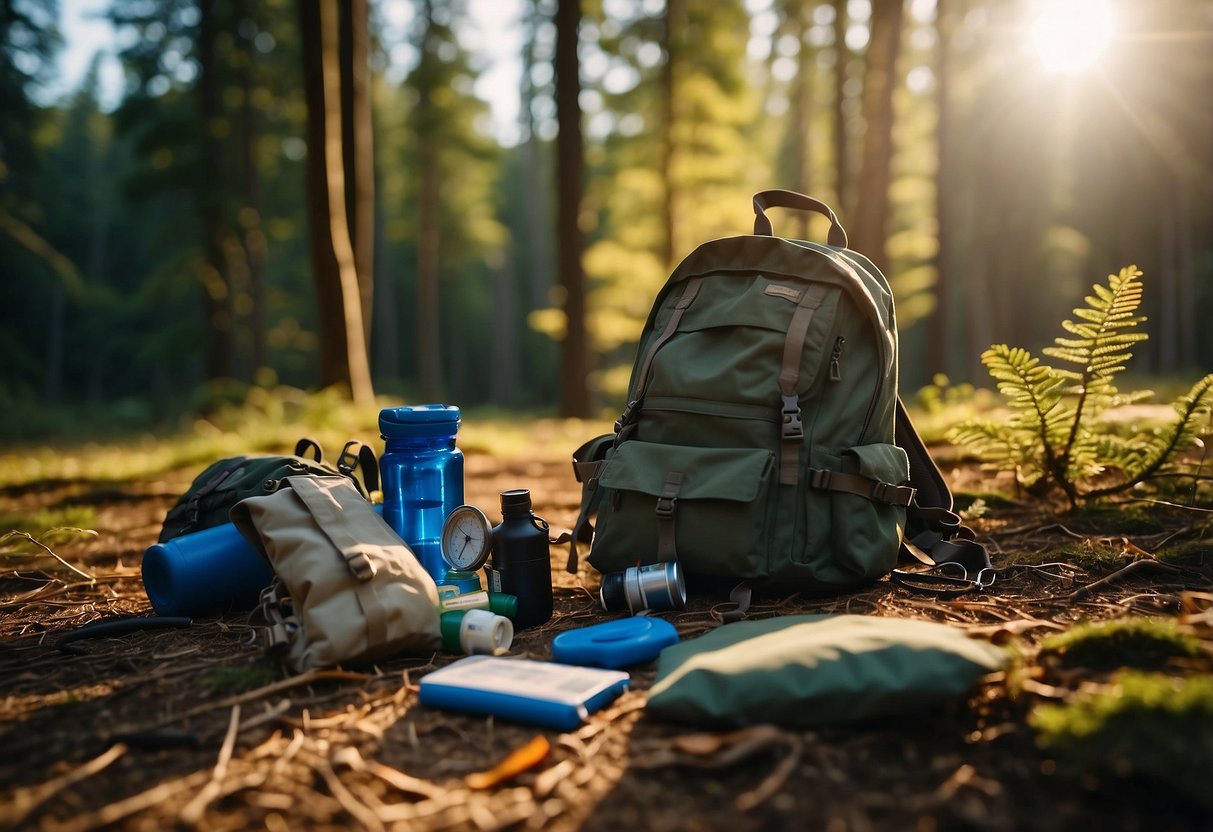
[565,190,989,614]
[158,438,379,542]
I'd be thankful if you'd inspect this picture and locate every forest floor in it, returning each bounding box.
[1,431,1211,831]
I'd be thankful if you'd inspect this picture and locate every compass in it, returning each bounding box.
[441,505,493,571]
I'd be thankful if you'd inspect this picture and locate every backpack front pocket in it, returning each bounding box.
[802,442,909,587]
[589,441,775,581]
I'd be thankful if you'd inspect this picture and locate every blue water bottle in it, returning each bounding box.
[379,404,464,581]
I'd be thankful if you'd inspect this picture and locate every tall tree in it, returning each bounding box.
[411,0,444,400]
[850,0,903,269]
[831,0,850,216]
[298,0,374,405]
[926,0,954,376]
[339,0,374,348]
[555,0,592,416]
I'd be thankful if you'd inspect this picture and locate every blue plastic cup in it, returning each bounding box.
[142,522,275,617]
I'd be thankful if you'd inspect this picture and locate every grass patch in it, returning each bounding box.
[201,663,283,694]
[1039,617,1207,673]
[0,505,97,539]
[0,386,614,490]
[1031,672,1213,806]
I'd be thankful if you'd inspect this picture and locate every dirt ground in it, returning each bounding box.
[1,449,1211,831]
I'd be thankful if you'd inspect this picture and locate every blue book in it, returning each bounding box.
[418,656,630,731]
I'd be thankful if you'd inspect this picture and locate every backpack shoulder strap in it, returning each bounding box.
[896,397,991,573]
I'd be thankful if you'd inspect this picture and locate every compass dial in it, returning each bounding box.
[441,505,492,571]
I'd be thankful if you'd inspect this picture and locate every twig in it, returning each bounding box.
[2,742,128,829]
[317,759,385,832]
[150,668,372,728]
[1,531,95,581]
[43,770,211,832]
[180,703,242,825]
[1068,558,1182,601]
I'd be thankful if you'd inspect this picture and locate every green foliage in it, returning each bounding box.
[950,266,1213,506]
[1039,618,1207,674]
[1031,672,1213,806]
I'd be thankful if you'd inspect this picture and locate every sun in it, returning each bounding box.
[1030,0,1116,75]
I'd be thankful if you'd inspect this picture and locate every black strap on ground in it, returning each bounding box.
[56,616,192,655]
[895,397,992,572]
[890,564,996,600]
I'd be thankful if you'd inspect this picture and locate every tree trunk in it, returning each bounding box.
[832,0,850,217]
[850,0,904,270]
[239,26,267,377]
[790,6,813,239]
[927,0,953,377]
[416,1,443,401]
[198,0,231,382]
[340,0,375,348]
[298,0,374,406]
[660,0,684,269]
[555,0,593,417]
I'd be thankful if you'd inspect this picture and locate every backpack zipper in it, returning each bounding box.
[828,336,846,382]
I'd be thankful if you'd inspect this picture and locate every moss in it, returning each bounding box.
[1157,536,1212,567]
[1009,541,1132,572]
[1039,617,1207,673]
[1067,505,1165,536]
[1031,672,1213,806]
[202,663,282,694]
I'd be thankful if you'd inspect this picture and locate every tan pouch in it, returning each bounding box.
[231,475,442,671]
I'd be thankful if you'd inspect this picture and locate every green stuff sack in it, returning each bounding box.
[159,438,378,543]
[646,614,1008,727]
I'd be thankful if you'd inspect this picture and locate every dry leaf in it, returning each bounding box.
[464,735,551,789]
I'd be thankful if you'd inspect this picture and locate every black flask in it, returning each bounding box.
[489,489,553,629]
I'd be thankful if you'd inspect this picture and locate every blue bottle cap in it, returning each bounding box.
[379,404,461,439]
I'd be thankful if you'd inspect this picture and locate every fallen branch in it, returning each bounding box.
[1068,558,1182,601]
[180,703,242,825]
[2,742,127,829]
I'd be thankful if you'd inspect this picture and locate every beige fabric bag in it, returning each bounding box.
[231,475,442,671]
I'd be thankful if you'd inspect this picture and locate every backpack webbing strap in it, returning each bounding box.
[895,398,992,572]
[807,469,915,507]
[778,283,830,485]
[621,278,704,443]
[655,472,684,562]
[562,434,614,574]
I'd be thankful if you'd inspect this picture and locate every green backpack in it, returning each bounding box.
[158,438,379,543]
[566,190,987,613]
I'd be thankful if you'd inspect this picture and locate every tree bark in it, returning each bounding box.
[660,0,684,269]
[340,0,375,348]
[298,0,374,406]
[198,0,231,382]
[927,0,953,376]
[415,0,442,401]
[850,0,904,270]
[832,0,850,217]
[555,0,593,417]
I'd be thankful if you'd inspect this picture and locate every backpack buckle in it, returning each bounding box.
[780,394,803,440]
[655,495,677,519]
[614,400,639,434]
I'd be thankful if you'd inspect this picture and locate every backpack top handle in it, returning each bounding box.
[752,189,849,249]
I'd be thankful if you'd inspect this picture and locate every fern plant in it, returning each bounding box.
[950,266,1213,507]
